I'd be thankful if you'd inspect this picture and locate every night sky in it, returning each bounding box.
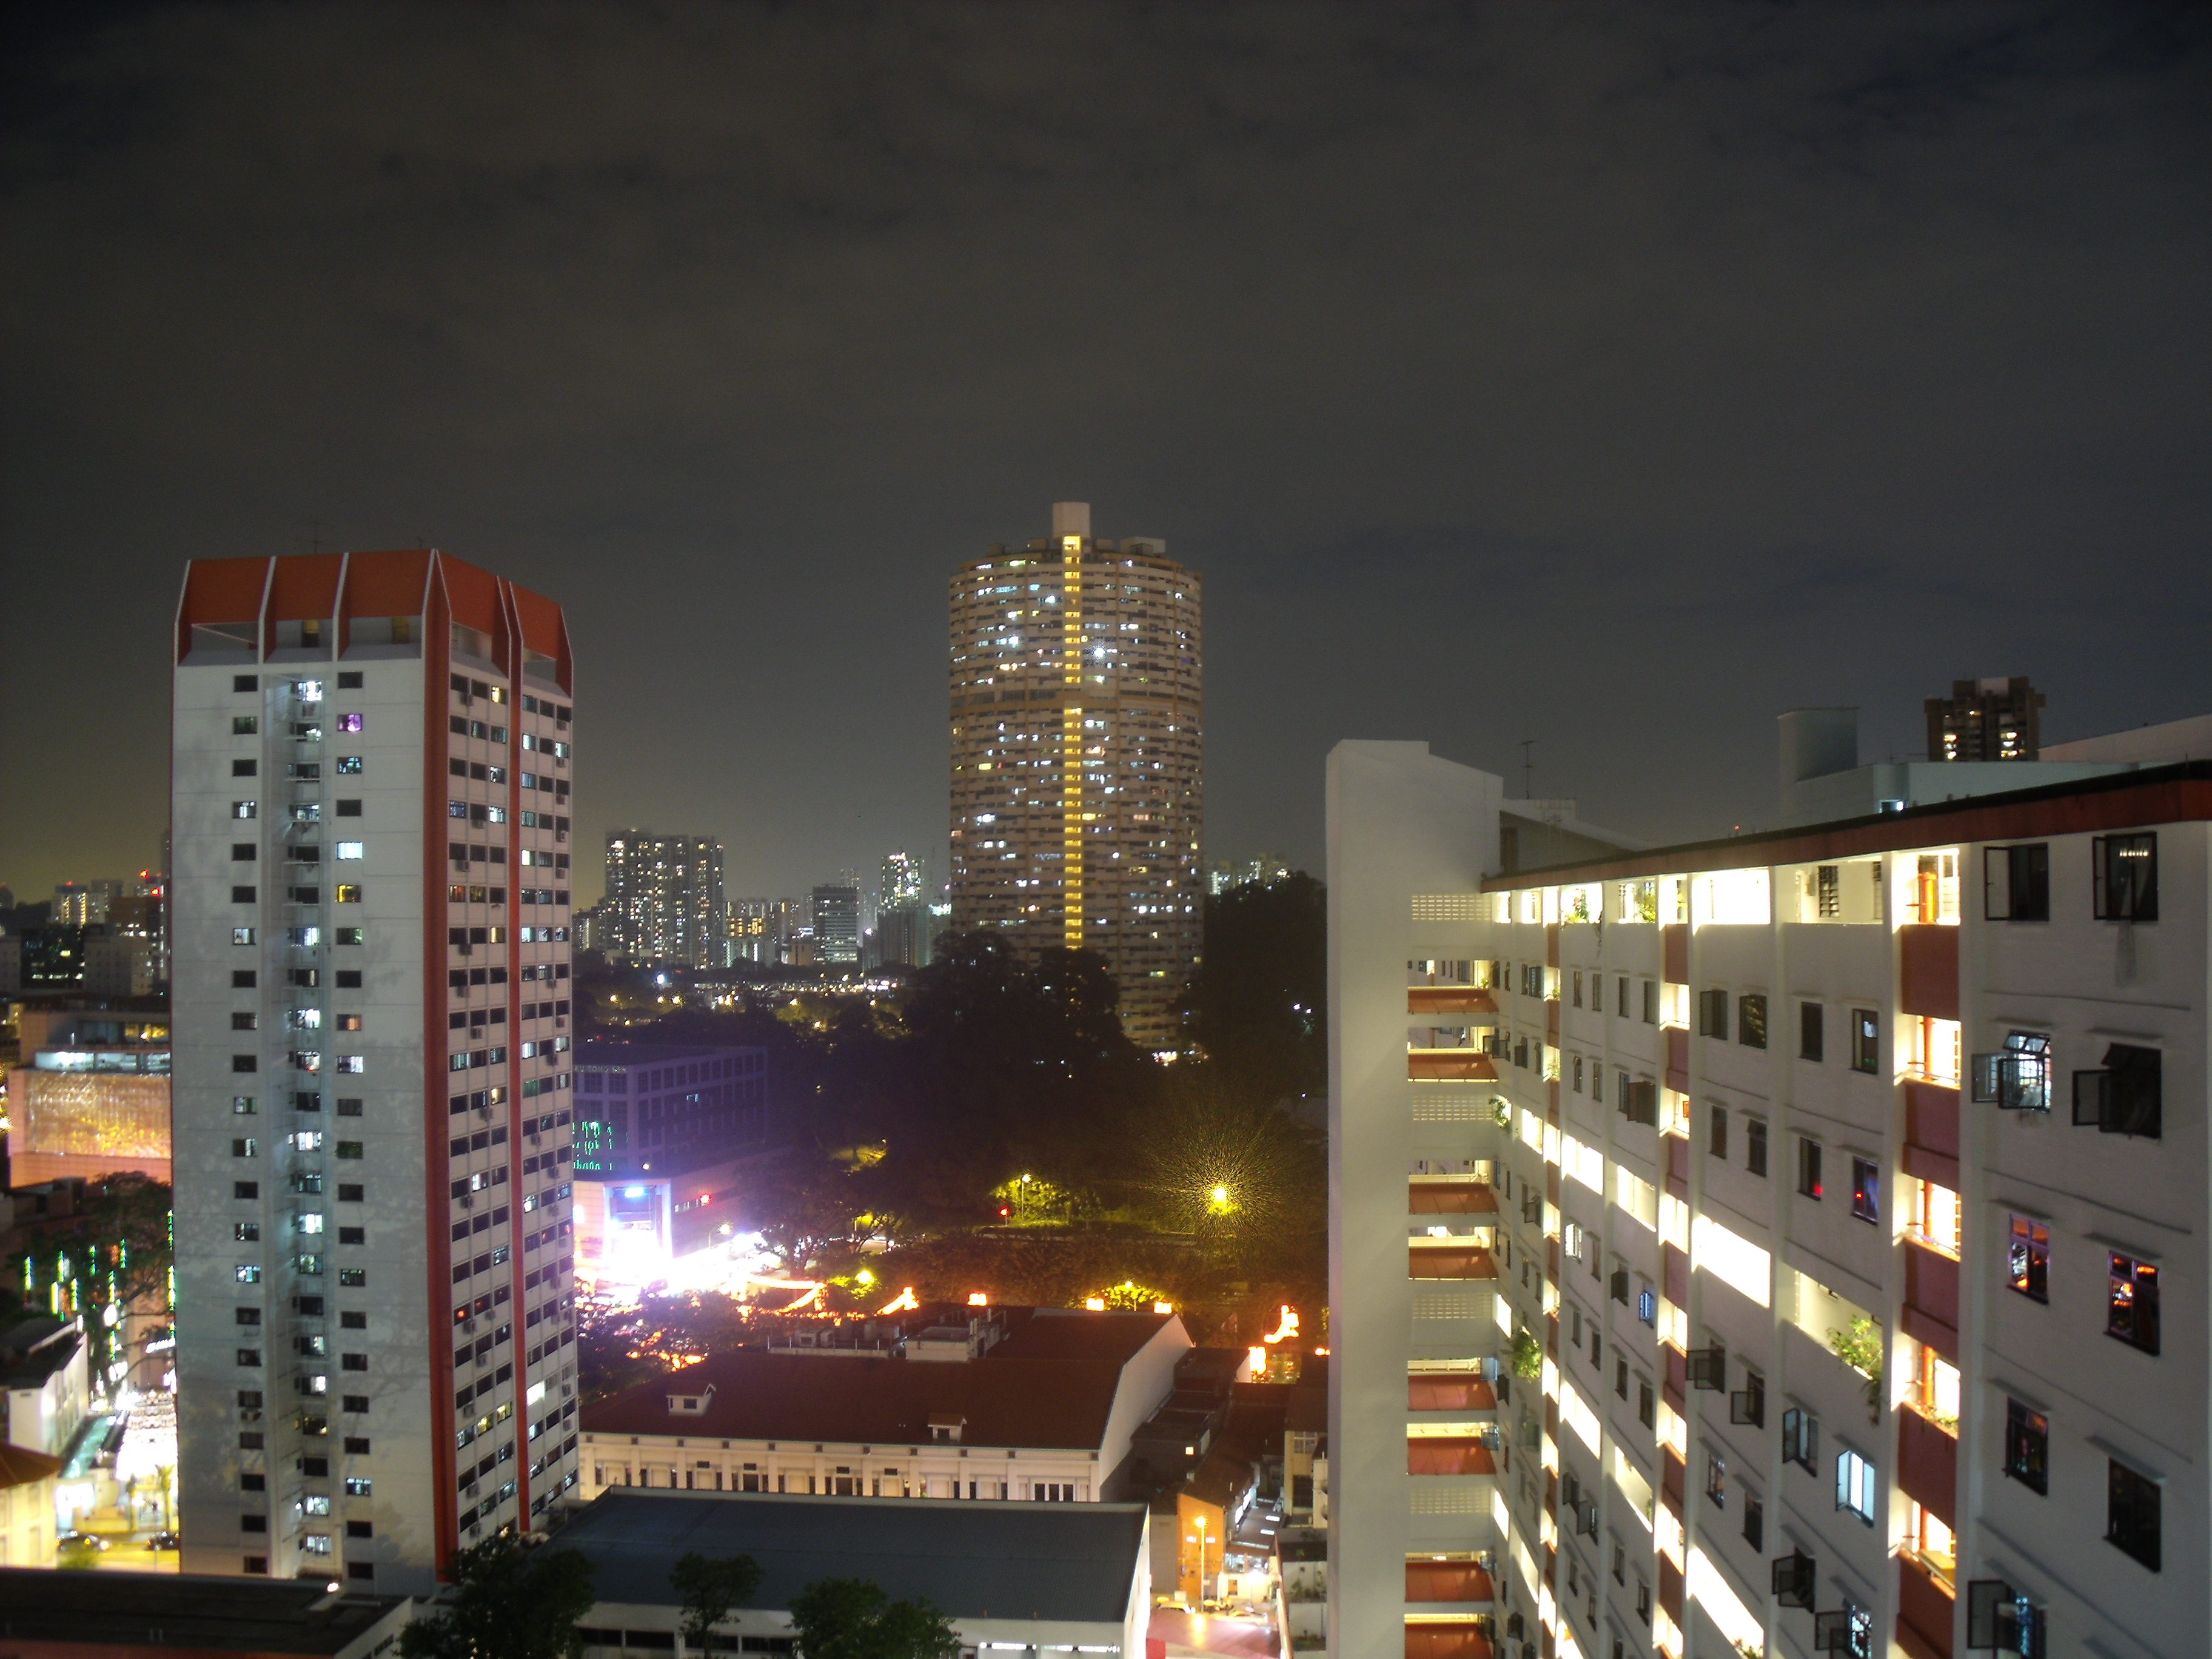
[4,4,2208,908]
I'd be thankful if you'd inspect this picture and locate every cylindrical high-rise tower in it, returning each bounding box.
[948,502,1202,1048]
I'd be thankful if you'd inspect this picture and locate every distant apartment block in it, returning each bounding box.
[603,834,721,967]
[1329,719,2212,1659]
[949,502,1202,1048]
[1926,677,2045,764]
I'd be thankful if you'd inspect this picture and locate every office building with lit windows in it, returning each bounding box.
[569,1041,771,1286]
[948,503,1202,1048]
[1328,720,2212,1659]
[602,834,723,968]
[170,551,582,1594]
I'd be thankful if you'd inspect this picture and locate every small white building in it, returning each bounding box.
[580,1307,1190,1505]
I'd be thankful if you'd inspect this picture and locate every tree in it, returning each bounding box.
[670,1550,762,1652]
[1176,874,1326,1109]
[398,1536,597,1659]
[786,1577,962,1659]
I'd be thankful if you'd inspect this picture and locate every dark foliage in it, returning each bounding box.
[786,1577,962,1659]
[1178,874,1326,1109]
[398,1536,597,1659]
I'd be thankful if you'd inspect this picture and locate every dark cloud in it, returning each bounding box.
[2,1,2207,897]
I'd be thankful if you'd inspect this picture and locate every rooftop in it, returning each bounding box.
[558,1489,1146,1625]
[0,1569,410,1654]
[0,1443,64,1489]
[981,1307,1174,1366]
[1487,758,2212,890]
[586,1349,1133,1450]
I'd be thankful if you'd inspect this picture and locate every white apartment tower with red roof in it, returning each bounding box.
[171,551,582,1592]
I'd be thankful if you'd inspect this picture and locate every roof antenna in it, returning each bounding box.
[1520,739,1535,800]
[309,518,321,555]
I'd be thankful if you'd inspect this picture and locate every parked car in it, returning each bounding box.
[147,1530,181,1550]
[57,1531,109,1551]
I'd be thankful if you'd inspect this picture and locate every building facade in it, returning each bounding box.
[811,883,860,967]
[569,1042,771,1284]
[171,550,581,1594]
[948,501,1202,1048]
[1330,736,2211,1659]
[579,1306,1189,1504]
[602,834,722,968]
[7,1003,172,1185]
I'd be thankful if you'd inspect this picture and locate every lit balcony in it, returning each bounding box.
[1406,1623,1493,1659]
[1410,1182,1498,1216]
[1407,1051,1498,1082]
[1409,987,1498,1017]
[1407,1438,1497,1477]
[1405,1560,1495,1605]
[1408,1377,1497,1414]
[1409,1244,1495,1280]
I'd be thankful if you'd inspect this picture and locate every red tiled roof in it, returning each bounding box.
[583,1351,1131,1451]
[0,1444,64,1489]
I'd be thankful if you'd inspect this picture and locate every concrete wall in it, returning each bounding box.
[1326,742,1503,1658]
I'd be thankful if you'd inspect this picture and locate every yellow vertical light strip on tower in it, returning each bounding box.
[1061,534,1084,948]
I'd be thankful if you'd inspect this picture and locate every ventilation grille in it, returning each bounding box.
[1412,1092,1488,1122]
[1410,1486,1483,1514]
[1412,894,1485,922]
[1413,1289,1485,1321]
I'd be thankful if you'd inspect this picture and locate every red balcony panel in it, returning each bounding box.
[1899,925,1960,1021]
[1545,1165,1561,1204]
[1666,1026,1690,1094]
[1901,1141,1961,1191]
[1664,1346,1687,1401]
[1408,1438,1497,1476]
[1409,987,1499,1016]
[1661,1447,1685,1516]
[1905,1238,1960,1332]
[1901,1302,1959,1366]
[1410,1247,1496,1280]
[1410,1183,1499,1215]
[1905,1080,1962,1158]
[1897,1409,1958,1529]
[1406,1627,1493,1659]
[1408,1378,1497,1413]
[1665,1134,1690,1200]
[1663,923,1688,985]
[1658,1552,1684,1622]
[1663,1243,1689,1307]
[1410,1053,1498,1082]
[1897,1554,1956,1659]
[1406,1561,1495,1604]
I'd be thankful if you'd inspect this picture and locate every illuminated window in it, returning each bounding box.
[2007,1216,2049,1302]
[2004,1399,2047,1493]
[2108,1255,2159,1354]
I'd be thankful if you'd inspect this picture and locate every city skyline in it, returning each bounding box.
[7,8,2208,905]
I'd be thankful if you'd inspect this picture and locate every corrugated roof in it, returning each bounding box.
[560,1490,1145,1623]
[583,1350,1127,1450]
[0,1569,407,1653]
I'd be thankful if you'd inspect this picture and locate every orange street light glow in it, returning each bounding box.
[1085,1296,1107,1311]
[1153,1300,1174,1314]
[1245,1344,1265,1374]
[967,1292,990,1306]
[876,1286,920,1315]
[1263,1305,1300,1344]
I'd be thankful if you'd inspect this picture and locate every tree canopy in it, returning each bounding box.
[785,1577,962,1659]
[397,1536,597,1659]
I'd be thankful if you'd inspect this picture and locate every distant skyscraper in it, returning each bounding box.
[948,501,1202,1047]
[603,834,724,967]
[869,852,931,969]
[811,882,860,966]
[1926,675,2045,762]
[170,550,580,1592]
